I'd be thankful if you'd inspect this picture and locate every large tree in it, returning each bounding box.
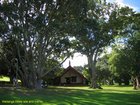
[108,33,140,88]
[128,33,140,89]
[73,0,135,88]
[108,12,140,88]
[0,0,84,89]
[110,13,140,89]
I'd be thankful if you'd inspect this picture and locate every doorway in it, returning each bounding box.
[65,77,71,84]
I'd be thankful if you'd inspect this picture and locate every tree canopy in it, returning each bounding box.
[0,0,83,88]
[0,0,139,89]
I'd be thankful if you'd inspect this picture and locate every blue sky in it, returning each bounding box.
[107,0,140,12]
[123,0,140,11]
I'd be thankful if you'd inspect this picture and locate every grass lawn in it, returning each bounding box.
[0,76,10,82]
[0,76,21,82]
[0,86,140,105]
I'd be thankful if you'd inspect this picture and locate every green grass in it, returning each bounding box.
[0,76,10,82]
[0,86,140,105]
[0,76,21,82]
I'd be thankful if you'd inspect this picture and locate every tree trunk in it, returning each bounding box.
[133,78,137,90]
[21,76,34,89]
[136,76,140,89]
[91,64,97,88]
[87,54,98,88]
[133,76,140,90]
[35,79,42,89]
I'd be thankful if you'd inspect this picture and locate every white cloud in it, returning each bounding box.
[115,0,125,6]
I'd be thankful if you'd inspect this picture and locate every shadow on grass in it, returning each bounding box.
[0,87,140,105]
[0,88,43,105]
[44,87,140,105]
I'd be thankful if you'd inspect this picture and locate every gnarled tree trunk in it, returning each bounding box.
[87,49,101,89]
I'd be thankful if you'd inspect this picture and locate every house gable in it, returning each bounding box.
[60,66,86,85]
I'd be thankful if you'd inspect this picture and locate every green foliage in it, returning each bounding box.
[108,15,140,86]
[0,17,8,34]
[108,48,133,84]
[82,66,90,80]
[126,33,140,76]
[43,59,63,79]
[108,49,131,75]
[96,55,112,85]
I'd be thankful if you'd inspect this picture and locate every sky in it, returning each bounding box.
[62,53,88,68]
[106,0,140,12]
[62,0,140,68]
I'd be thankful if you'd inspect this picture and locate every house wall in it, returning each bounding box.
[60,70,83,84]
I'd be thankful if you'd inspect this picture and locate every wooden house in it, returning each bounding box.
[59,64,87,86]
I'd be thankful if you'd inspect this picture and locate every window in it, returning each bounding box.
[71,76,77,82]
